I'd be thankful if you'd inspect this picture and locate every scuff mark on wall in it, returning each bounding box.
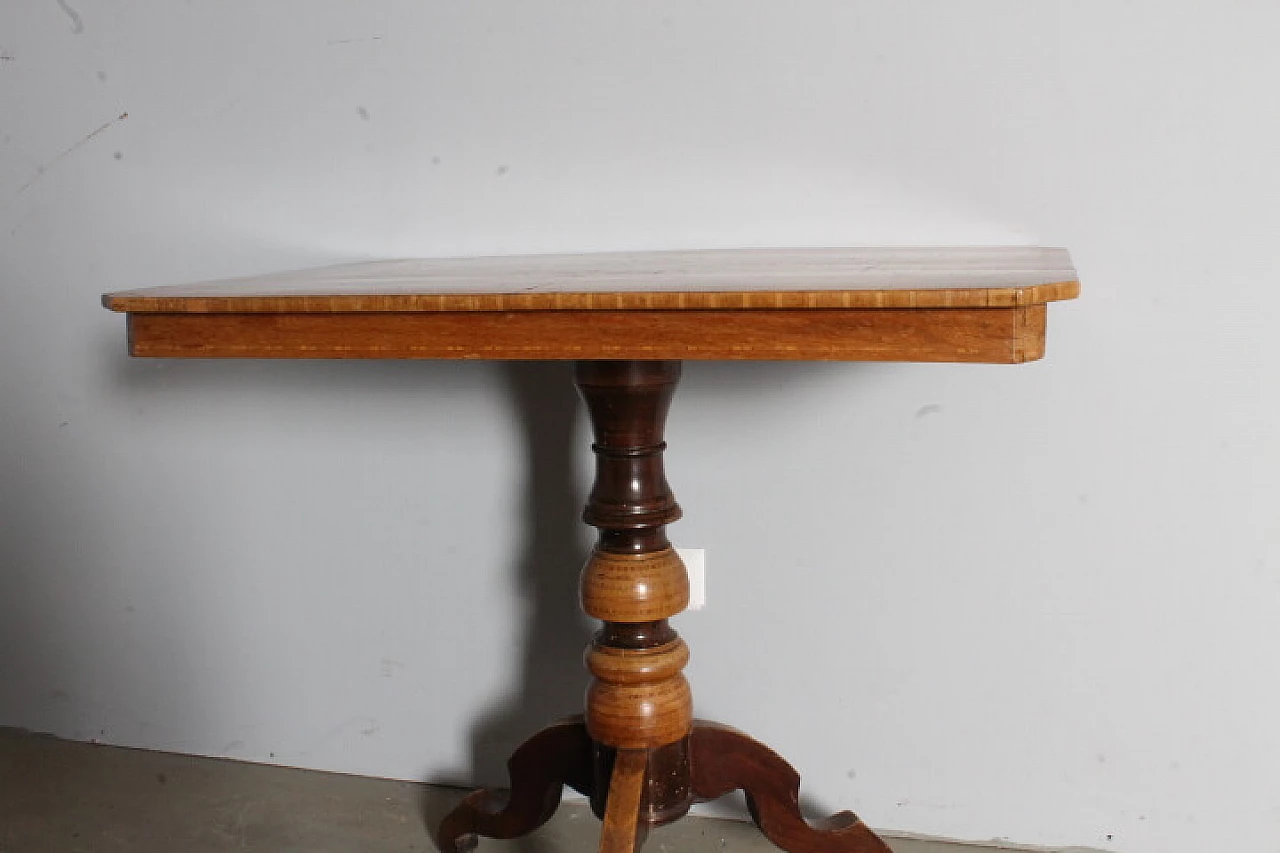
[18,112,128,194]
[55,0,85,34]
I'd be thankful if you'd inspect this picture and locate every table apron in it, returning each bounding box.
[125,306,1048,363]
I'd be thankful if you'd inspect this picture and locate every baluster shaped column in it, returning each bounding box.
[575,360,694,827]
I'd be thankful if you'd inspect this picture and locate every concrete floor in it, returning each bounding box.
[0,728,1043,853]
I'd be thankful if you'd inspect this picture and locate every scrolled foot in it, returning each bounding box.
[437,716,594,853]
[689,722,891,853]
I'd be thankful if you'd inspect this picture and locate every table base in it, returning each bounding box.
[438,361,890,853]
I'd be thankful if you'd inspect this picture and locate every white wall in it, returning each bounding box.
[2,3,1277,852]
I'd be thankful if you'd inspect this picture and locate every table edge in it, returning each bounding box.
[103,280,1079,314]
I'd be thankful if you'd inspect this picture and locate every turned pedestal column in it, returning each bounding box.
[578,361,693,848]
[436,361,890,853]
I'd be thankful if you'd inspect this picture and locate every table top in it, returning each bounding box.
[103,247,1078,362]
[104,247,1077,313]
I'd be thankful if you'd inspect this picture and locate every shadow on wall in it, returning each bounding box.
[467,361,595,784]
[421,361,592,853]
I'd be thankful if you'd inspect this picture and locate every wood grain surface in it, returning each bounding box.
[435,717,595,853]
[577,363,694,753]
[123,304,1049,363]
[599,750,650,853]
[103,247,1078,313]
[690,722,892,853]
[107,248,1076,363]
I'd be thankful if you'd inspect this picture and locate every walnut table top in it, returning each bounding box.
[103,247,1078,362]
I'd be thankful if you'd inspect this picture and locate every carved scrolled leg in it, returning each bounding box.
[437,717,594,853]
[689,722,892,853]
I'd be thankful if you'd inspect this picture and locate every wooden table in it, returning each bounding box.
[104,247,1079,853]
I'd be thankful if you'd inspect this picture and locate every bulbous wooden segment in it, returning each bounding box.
[586,672,693,749]
[581,548,690,623]
[586,639,693,749]
[585,624,694,750]
[586,637,690,685]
